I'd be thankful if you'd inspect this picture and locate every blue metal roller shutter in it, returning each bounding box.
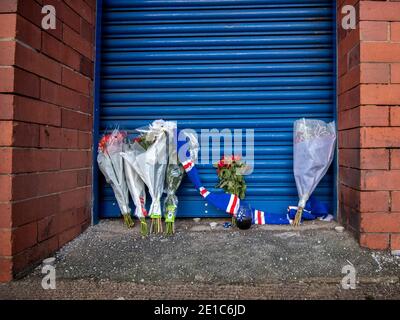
[98,0,336,218]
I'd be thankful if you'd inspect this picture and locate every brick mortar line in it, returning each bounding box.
[0,147,93,152]
[7,167,94,177]
[0,209,92,233]
[2,30,94,84]
[0,117,94,128]
[12,64,93,99]
[39,31,95,69]
[0,184,93,206]
[62,0,95,26]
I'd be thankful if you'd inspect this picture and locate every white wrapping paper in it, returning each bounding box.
[123,141,147,219]
[121,120,171,219]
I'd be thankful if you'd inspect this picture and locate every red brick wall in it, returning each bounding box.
[338,0,400,250]
[0,0,95,282]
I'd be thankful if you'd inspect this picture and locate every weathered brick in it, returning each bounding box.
[0,68,15,92]
[39,126,78,149]
[0,0,17,13]
[0,95,14,121]
[360,1,400,22]
[338,128,360,149]
[391,234,400,250]
[41,79,90,112]
[63,25,92,60]
[0,148,13,174]
[61,150,90,169]
[15,15,41,50]
[12,235,58,275]
[339,166,361,189]
[65,0,93,24]
[12,171,77,200]
[37,215,59,242]
[15,43,62,83]
[77,169,91,187]
[392,22,400,42]
[12,194,60,227]
[339,65,359,94]
[78,131,92,149]
[61,109,91,130]
[0,203,12,228]
[17,0,59,45]
[360,63,390,84]
[46,0,81,33]
[0,41,16,66]
[0,229,12,256]
[58,224,82,247]
[12,222,37,254]
[12,149,61,173]
[360,233,390,250]
[0,258,12,282]
[361,170,400,191]
[360,213,400,233]
[80,18,94,43]
[0,14,17,38]
[339,86,360,111]
[80,55,94,78]
[361,43,400,63]
[13,96,61,127]
[59,187,90,212]
[392,150,400,170]
[0,121,13,146]
[360,21,388,41]
[0,175,12,202]
[340,148,389,170]
[392,191,400,212]
[14,68,40,98]
[360,127,400,148]
[338,106,389,130]
[62,66,91,95]
[11,122,40,148]
[391,63,400,83]
[360,149,389,170]
[42,32,80,71]
[360,191,390,213]
[84,0,96,9]
[391,107,400,126]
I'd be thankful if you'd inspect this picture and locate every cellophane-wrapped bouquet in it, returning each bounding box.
[97,129,134,228]
[292,118,336,226]
[164,164,184,235]
[123,140,148,235]
[121,120,170,234]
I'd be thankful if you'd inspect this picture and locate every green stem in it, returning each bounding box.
[123,214,134,228]
[165,222,174,235]
[140,217,148,236]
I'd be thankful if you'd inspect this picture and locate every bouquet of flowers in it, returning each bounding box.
[97,129,134,228]
[121,120,170,234]
[214,155,247,225]
[214,155,247,199]
[123,140,148,235]
[164,164,184,235]
[292,118,336,226]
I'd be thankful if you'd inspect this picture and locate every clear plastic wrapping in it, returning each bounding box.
[121,120,174,233]
[97,129,133,227]
[293,118,337,209]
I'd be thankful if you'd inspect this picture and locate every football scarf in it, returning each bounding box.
[177,137,331,225]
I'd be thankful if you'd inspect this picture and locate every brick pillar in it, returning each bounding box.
[338,0,400,250]
[0,0,96,282]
